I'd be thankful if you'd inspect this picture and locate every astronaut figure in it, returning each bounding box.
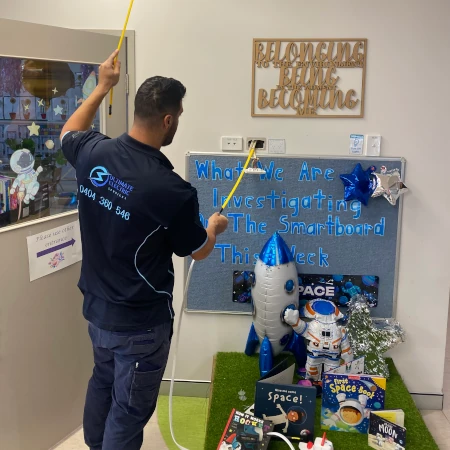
[375,433,386,447]
[323,393,370,428]
[9,149,43,204]
[284,299,353,381]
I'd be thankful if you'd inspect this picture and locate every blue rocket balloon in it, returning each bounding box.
[245,232,307,376]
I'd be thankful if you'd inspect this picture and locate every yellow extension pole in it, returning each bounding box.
[109,0,135,116]
[219,141,256,214]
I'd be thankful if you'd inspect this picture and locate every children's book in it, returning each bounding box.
[325,357,365,375]
[217,409,274,450]
[368,410,406,449]
[254,359,316,440]
[321,372,386,434]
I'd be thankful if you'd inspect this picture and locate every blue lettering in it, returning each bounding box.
[292,222,306,234]
[350,200,361,219]
[336,200,347,211]
[364,223,373,235]
[213,188,218,208]
[236,161,244,177]
[195,160,209,179]
[299,161,310,181]
[307,224,316,235]
[355,224,363,235]
[297,253,306,264]
[319,247,329,267]
[336,216,345,236]
[256,197,265,208]
[374,217,385,236]
[267,190,281,209]
[301,196,311,209]
[253,253,259,265]
[313,189,326,209]
[328,196,333,212]
[228,213,244,232]
[326,215,334,234]
[275,168,284,181]
[307,253,316,265]
[233,196,243,208]
[211,160,223,180]
[224,168,233,180]
[311,167,322,180]
[288,197,299,217]
[278,215,290,233]
[318,223,325,235]
[246,214,256,233]
[324,168,334,180]
[345,224,354,235]
[232,245,243,264]
[245,196,254,208]
[215,243,231,262]
[258,222,267,234]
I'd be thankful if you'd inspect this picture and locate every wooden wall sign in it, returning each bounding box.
[251,39,367,118]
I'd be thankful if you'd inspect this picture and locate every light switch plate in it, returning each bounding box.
[365,134,381,156]
[221,136,243,151]
[268,138,286,154]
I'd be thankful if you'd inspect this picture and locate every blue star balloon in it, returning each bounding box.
[340,163,376,206]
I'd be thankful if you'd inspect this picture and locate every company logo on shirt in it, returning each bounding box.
[89,166,134,199]
[89,166,110,187]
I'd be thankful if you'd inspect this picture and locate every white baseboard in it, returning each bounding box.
[161,380,444,411]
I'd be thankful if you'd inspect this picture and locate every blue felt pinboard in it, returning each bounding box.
[185,153,405,318]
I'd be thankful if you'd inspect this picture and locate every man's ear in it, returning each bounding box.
[163,114,173,129]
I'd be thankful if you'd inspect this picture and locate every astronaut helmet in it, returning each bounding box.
[336,393,366,426]
[10,149,36,175]
[301,299,344,322]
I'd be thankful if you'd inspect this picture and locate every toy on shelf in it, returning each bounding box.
[245,232,307,376]
[299,433,334,450]
[283,299,353,381]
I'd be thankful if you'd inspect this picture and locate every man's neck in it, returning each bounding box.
[128,125,163,150]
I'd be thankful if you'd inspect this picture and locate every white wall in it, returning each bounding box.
[4,0,450,395]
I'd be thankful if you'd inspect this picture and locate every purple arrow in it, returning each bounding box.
[37,239,76,258]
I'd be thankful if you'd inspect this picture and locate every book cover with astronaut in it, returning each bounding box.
[217,409,274,450]
[254,360,316,439]
[321,373,386,434]
[368,411,406,449]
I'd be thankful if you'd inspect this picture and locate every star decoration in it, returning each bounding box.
[24,104,30,111]
[52,87,58,95]
[37,99,45,107]
[27,122,40,136]
[339,163,376,206]
[53,105,63,116]
[346,295,405,378]
[91,124,95,129]
[371,167,408,206]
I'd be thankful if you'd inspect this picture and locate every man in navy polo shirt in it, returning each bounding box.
[61,50,228,450]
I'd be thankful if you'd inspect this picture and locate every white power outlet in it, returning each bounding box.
[364,134,381,156]
[268,138,286,154]
[221,136,243,151]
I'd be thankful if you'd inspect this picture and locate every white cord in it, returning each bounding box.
[267,432,297,450]
[168,259,296,450]
[168,259,195,450]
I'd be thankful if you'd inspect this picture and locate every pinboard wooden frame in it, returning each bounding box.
[251,38,368,118]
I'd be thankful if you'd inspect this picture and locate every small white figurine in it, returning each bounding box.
[9,149,43,205]
[299,433,334,450]
[284,299,353,380]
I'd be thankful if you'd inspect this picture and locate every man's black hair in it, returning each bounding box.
[134,76,186,122]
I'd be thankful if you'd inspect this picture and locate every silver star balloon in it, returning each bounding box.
[371,166,408,206]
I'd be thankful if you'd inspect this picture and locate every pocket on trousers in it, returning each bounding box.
[128,365,164,411]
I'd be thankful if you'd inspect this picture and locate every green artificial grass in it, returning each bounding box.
[157,395,209,450]
[205,353,438,450]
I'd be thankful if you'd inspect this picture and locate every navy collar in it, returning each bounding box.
[118,133,174,170]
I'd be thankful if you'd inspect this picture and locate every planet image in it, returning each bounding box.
[333,275,344,282]
[45,140,55,150]
[374,402,382,409]
[362,275,378,287]
[82,71,97,100]
[339,296,349,305]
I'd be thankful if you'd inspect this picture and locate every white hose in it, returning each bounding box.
[168,259,296,450]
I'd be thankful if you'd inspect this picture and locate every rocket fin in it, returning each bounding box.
[244,322,259,356]
[259,336,274,376]
[284,331,307,369]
